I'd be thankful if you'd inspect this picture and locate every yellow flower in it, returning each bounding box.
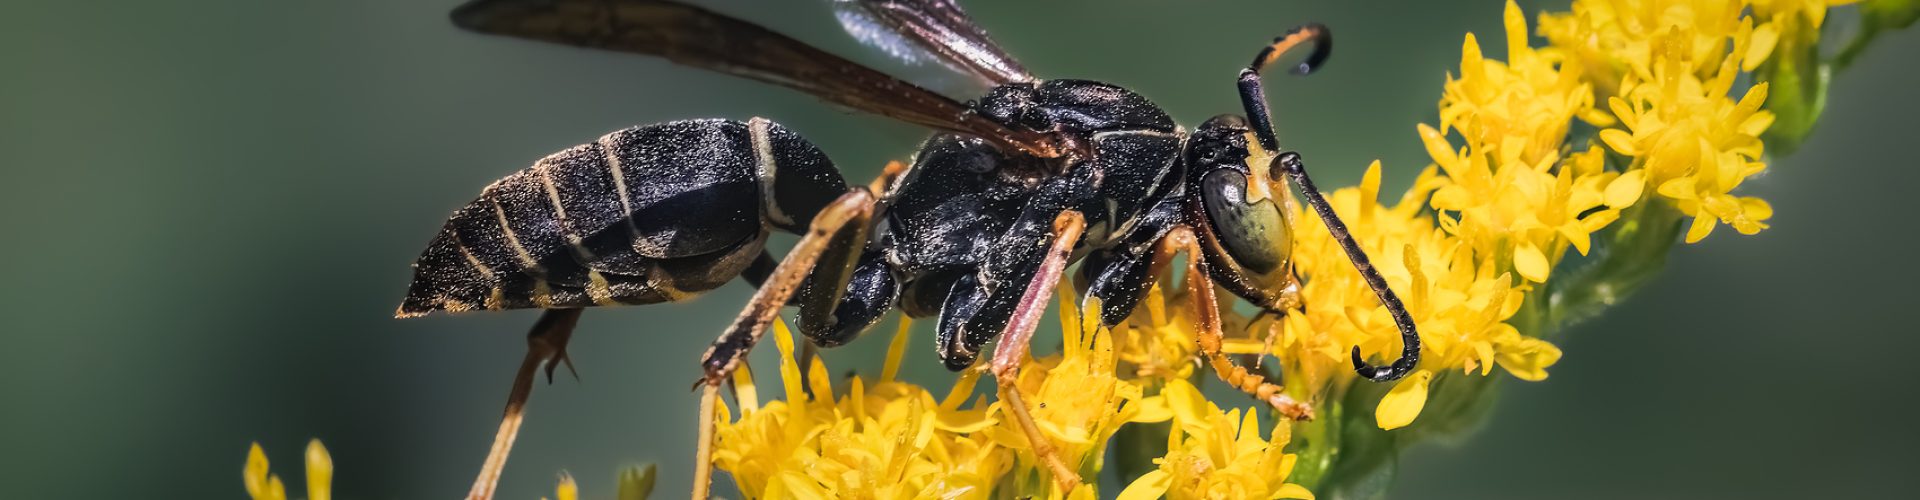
[991,292,1170,494]
[1283,161,1551,429]
[545,473,577,500]
[243,440,332,500]
[1544,0,1783,242]
[1750,0,1860,32]
[1111,281,1199,383]
[1116,379,1313,500]
[1540,0,1761,94]
[1426,0,1624,282]
[712,319,1012,499]
[1260,1,1585,429]
[1375,370,1435,431]
[243,440,603,500]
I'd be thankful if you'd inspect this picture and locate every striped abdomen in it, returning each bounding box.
[396,118,844,317]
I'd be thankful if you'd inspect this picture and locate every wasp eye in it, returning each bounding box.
[1198,168,1293,280]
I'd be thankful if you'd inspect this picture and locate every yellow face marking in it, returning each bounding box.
[586,271,617,306]
[1241,131,1280,204]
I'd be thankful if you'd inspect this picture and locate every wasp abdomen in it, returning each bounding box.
[397,119,842,317]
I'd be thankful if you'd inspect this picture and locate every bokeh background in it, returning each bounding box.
[3,1,1917,498]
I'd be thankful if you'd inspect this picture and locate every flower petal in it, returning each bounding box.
[1513,240,1551,283]
[1129,395,1173,424]
[1116,470,1171,500]
[305,440,333,500]
[554,473,578,500]
[1685,215,1718,243]
[1599,128,1637,156]
[1375,370,1434,430]
[1276,482,1318,500]
[1503,0,1528,60]
[245,443,270,499]
[1604,169,1646,208]
[1744,24,1779,72]
[1496,335,1563,382]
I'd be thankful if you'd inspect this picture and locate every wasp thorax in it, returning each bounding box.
[976,83,1046,131]
[975,80,1177,136]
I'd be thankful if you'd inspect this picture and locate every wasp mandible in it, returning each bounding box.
[398,0,1422,496]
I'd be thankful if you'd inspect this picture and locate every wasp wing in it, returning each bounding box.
[832,0,1032,86]
[451,0,1057,157]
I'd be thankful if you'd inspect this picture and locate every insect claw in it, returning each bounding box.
[544,349,579,385]
[1267,394,1315,421]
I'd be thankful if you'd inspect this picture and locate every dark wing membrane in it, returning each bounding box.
[833,0,1031,85]
[452,0,1058,157]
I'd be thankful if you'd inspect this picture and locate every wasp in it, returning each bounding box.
[401,0,1422,497]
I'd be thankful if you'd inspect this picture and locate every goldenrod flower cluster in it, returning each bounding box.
[245,0,1876,497]
[244,441,654,500]
[1115,379,1314,500]
[713,298,1195,498]
[1257,0,1806,434]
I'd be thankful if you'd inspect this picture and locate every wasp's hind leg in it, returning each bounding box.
[466,308,583,500]
[691,161,911,499]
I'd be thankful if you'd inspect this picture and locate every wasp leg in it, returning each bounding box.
[796,247,899,347]
[466,308,583,500]
[691,383,720,500]
[788,159,911,349]
[696,189,877,383]
[982,210,1087,492]
[1158,226,1314,420]
[1077,196,1184,327]
[692,161,913,499]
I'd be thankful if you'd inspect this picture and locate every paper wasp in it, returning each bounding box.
[399,0,1422,496]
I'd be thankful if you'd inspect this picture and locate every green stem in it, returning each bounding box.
[1544,200,1684,335]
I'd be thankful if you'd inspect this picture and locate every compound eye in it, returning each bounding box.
[1198,168,1292,278]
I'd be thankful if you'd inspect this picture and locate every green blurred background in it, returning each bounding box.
[3,1,1915,498]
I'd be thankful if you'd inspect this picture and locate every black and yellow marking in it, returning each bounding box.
[398,119,840,318]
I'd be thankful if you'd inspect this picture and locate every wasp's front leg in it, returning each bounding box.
[1157,225,1315,421]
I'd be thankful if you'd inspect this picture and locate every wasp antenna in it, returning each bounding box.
[1273,152,1421,382]
[1250,24,1332,76]
[1238,24,1332,152]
